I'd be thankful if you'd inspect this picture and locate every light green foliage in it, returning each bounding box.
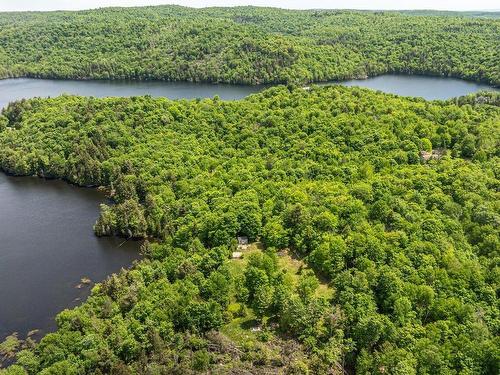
[0,86,499,373]
[0,335,21,364]
[0,6,498,85]
[297,270,320,302]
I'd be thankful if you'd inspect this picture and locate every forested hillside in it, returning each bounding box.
[0,86,498,374]
[0,6,499,85]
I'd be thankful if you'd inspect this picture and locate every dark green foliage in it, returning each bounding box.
[0,86,499,373]
[0,6,499,85]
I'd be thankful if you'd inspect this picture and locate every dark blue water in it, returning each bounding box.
[0,174,140,341]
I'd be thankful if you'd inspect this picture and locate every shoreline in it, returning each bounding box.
[1,71,498,88]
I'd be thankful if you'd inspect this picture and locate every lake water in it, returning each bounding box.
[0,74,497,344]
[0,78,264,109]
[336,75,497,100]
[0,173,140,342]
[0,75,497,110]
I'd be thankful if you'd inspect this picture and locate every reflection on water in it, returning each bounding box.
[0,78,264,108]
[0,173,140,340]
[335,74,498,100]
[0,74,497,110]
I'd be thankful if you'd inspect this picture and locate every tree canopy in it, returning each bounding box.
[0,86,499,374]
[0,6,498,85]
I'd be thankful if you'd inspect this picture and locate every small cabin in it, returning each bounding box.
[237,236,249,251]
[237,236,249,245]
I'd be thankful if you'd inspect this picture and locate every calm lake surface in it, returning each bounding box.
[0,173,140,341]
[0,74,497,342]
[0,75,497,109]
[337,75,497,100]
[0,78,264,108]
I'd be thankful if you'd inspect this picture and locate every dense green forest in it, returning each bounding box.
[0,6,499,85]
[0,86,498,374]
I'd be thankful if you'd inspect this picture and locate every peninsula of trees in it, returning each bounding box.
[1,86,499,374]
[0,6,499,85]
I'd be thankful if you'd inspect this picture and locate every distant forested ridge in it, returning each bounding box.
[0,87,499,374]
[0,6,499,85]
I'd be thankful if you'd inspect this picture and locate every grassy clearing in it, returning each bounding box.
[221,242,334,349]
[229,242,333,300]
[276,249,334,300]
